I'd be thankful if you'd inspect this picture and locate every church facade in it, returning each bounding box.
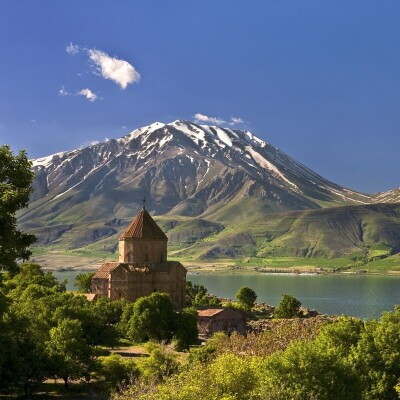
[91,206,187,308]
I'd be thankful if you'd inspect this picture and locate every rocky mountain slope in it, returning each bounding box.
[373,188,400,204]
[18,120,400,260]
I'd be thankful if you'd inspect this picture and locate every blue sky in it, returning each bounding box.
[0,1,399,193]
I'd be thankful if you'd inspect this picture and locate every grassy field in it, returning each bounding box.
[25,203,400,275]
[31,246,400,274]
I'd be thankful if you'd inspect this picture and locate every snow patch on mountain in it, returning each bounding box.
[32,151,66,168]
[245,146,300,191]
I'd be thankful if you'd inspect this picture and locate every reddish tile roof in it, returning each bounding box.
[92,261,186,279]
[119,208,168,241]
[92,262,120,279]
[197,309,226,317]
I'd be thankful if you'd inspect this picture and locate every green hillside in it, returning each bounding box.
[170,203,400,262]
[28,203,400,272]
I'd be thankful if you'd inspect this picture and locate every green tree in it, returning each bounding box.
[186,281,207,305]
[0,145,36,274]
[4,263,65,297]
[47,318,95,389]
[236,286,257,310]
[74,271,95,293]
[90,296,125,325]
[139,342,179,382]
[274,294,301,318]
[98,354,139,388]
[258,339,361,400]
[126,292,175,342]
[186,280,221,306]
[316,316,363,357]
[53,292,119,347]
[352,306,400,400]
[173,307,199,351]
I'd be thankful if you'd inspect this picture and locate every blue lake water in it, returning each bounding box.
[54,271,400,320]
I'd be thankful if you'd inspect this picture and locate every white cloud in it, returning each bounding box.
[59,85,71,96]
[193,113,227,125]
[88,49,140,89]
[229,117,244,125]
[66,42,79,55]
[79,139,100,149]
[78,88,98,102]
[193,113,245,126]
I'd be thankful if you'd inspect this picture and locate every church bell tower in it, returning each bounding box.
[118,201,168,264]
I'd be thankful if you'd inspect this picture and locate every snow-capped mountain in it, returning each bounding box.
[18,120,400,255]
[26,120,373,221]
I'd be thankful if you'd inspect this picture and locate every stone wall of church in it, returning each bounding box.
[117,264,187,308]
[91,277,108,297]
[108,266,129,300]
[119,239,167,263]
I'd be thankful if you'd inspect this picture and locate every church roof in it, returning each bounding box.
[119,207,168,241]
[92,261,185,280]
[92,262,120,279]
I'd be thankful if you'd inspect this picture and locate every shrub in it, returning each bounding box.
[274,294,301,318]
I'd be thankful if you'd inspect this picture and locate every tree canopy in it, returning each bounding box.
[236,286,257,310]
[125,292,176,342]
[75,272,95,293]
[274,294,301,319]
[0,145,36,273]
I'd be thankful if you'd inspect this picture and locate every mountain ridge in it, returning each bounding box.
[20,120,400,261]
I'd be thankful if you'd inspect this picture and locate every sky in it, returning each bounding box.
[0,1,399,194]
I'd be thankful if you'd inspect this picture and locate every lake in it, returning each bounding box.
[53,270,400,320]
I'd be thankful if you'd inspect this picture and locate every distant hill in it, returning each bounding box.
[18,120,400,261]
[165,203,400,260]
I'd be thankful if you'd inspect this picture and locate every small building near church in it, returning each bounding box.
[91,205,187,308]
[197,307,247,337]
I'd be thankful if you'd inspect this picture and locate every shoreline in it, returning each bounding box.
[45,264,400,277]
[31,252,400,276]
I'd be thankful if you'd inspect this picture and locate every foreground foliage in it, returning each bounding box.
[113,309,400,400]
[0,145,36,274]
[0,263,198,396]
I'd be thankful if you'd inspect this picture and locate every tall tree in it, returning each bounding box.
[0,145,36,274]
[236,286,257,310]
[74,271,95,293]
[47,318,95,390]
[126,292,175,342]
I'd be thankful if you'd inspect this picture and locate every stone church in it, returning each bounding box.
[91,205,187,308]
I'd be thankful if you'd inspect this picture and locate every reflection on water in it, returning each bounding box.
[53,270,400,320]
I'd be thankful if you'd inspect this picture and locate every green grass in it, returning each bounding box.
[363,254,400,272]
[27,203,400,274]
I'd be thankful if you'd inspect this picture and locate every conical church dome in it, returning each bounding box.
[119,207,167,241]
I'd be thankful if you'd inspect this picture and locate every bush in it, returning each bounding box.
[98,354,139,388]
[173,307,198,351]
[274,294,301,318]
[138,342,179,382]
[258,339,361,400]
